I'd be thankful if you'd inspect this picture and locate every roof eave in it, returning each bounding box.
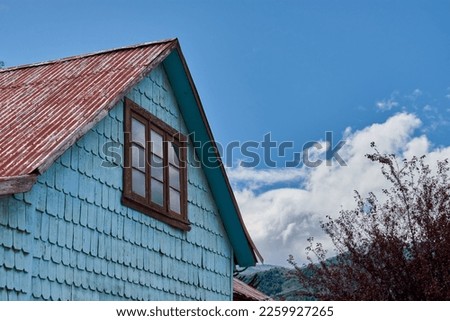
[0,174,38,196]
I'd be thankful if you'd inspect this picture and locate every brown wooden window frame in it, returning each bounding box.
[122,98,190,231]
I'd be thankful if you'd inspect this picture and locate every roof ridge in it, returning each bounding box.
[0,38,178,73]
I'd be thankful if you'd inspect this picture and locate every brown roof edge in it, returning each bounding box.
[0,174,38,196]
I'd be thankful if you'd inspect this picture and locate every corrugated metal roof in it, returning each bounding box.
[0,39,177,178]
[233,278,272,301]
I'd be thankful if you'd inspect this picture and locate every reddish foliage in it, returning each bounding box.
[289,145,450,300]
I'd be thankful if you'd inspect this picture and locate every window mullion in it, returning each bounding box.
[124,107,131,195]
[163,133,169,212]
[146,121,151,205]
[181,141,187,219]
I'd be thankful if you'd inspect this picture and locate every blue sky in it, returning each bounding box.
[2,0,450,265]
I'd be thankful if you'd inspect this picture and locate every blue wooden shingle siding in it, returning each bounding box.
[0,65,234,300]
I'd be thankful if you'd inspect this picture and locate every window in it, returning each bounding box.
[122,98,189,231]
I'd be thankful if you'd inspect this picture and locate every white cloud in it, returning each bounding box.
[412,89,422,97]
[376,89,425,112]
[446,87,450,100]
[376,99,399,111]
[231,113,450,266]
[423,104,433,112]
[405,89,423,101]
[403,136,429,159]
[227,166,305,190]
[375,91,400,111]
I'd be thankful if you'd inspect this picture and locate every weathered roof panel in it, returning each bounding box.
[233,278,272,301]
[0,39,176,178]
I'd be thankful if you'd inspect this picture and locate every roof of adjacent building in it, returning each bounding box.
[0,38,262,266]
[233,278,272,301]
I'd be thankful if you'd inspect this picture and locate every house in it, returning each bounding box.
[0,39,262,300]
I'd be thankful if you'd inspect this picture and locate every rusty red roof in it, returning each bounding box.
[0,39,177,180]
[233,278,272,301]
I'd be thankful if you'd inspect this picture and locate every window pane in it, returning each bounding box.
[150,154,164,181]
[151,178,164,206]
[169,165,180,190]
[170,188,181,214]
[150,130,163,157]
[131,118,146,146]
[131,144,145,170]
[168,142,180,166]
[131,169,146,197]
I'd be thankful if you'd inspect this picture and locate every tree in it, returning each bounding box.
[289,144,450,300]
[0,61,4,68]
